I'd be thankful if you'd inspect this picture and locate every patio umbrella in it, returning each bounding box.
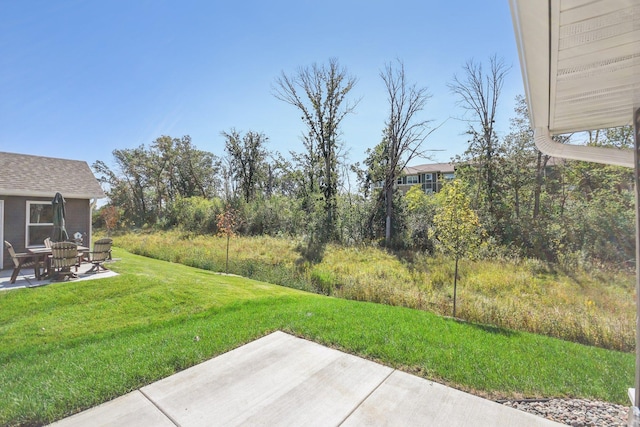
[51,192,69,242]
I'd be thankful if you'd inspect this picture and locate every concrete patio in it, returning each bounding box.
[0,259,118,291]
[49,331,564,427]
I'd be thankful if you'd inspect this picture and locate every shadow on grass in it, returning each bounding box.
[453,317,520,338]
[295,237,327,265]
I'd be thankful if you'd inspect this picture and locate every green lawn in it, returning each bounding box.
[0,248,634,426]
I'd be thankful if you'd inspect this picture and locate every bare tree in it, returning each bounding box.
[449,55,509,226]
[273,58,358,241]
[379,60,433,245]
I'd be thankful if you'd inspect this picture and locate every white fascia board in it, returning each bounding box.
[509,0,550,130]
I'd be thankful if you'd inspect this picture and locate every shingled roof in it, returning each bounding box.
[404,163,455,175]
[0,152,105,199]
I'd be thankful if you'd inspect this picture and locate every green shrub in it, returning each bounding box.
[168,196,224,234]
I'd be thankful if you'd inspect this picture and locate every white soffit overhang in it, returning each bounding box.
[509,0,639,168]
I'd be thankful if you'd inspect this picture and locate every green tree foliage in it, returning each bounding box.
[495,95,545,252]
[93,146,153,226]
[93,136,220,227]
[552,127,635,266]
[165,135,220,200]
[358,140,388,198]
[405,185,437,252]
[501,95,537,220]
[447,88,634,267]
[432,180,482,317]
[222,129,269,203]
[243,195,305,237]
[169,196,224,235]
[335,192,370,245]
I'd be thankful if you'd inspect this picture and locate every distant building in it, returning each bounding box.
[374,163,456,195]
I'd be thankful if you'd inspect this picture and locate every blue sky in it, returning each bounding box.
[0,1,524,171]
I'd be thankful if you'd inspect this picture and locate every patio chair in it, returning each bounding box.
[50,241,80,281]
[43,237,51,248]
[4,241,42,284]
[84,238,113,273]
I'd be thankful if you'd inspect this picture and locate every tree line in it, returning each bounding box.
[93,56,635,268]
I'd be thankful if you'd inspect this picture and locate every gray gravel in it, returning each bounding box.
[501,399,629,426]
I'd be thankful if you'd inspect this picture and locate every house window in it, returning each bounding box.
[397,177,403,185]
[422,183,434,193]
[406,175,419,184]
[26,201,54,247]
[423,173,433,181]
[443,172,455,180]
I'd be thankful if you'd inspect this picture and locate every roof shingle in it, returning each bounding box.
[404,163,455,175]
[0,152,105,199]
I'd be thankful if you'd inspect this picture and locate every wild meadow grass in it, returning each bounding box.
[114,230,635,352]
[114,231,310,291]
[0,247,633,426]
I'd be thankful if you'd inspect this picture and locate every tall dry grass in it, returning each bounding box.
[112,231,635,351]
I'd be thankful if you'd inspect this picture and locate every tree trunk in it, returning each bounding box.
[324,151,336,240]
[225,234,230,274]
[453,255,459,318]
[533,151,543,219]
[385,184,393,244]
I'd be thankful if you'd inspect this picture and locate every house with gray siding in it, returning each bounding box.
[374,163,456,195]
[0,152,105,269]
[397,163,455,194]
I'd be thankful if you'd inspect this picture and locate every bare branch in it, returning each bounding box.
[378,58,433,243]
[272,58,359,240]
